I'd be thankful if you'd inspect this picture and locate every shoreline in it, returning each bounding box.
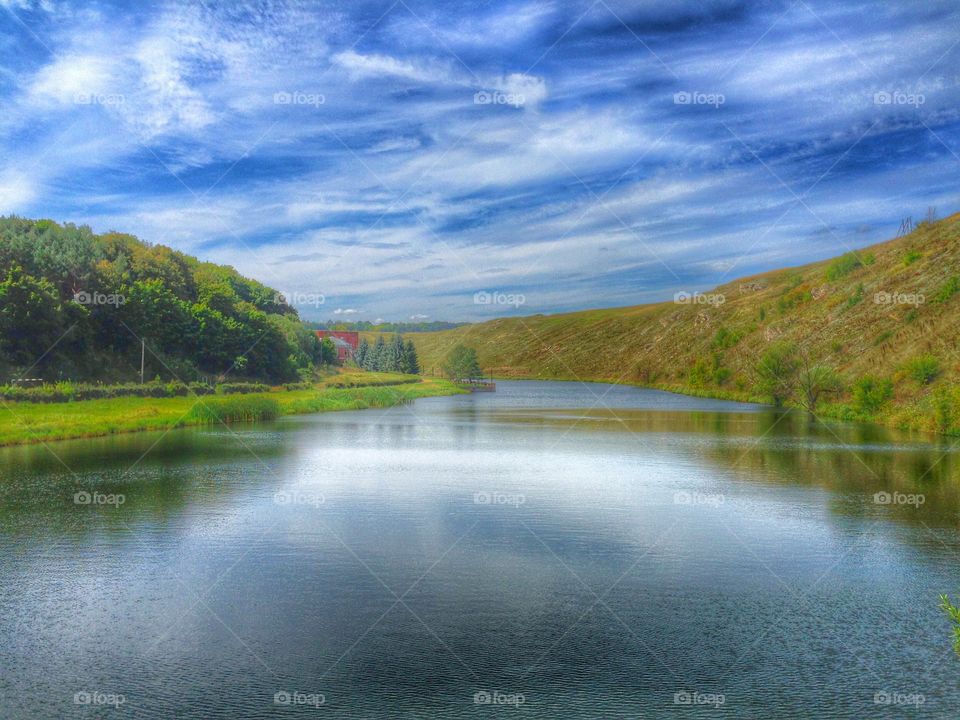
[0,377,467,448]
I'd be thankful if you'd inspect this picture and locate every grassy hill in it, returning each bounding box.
[406,213,960,435]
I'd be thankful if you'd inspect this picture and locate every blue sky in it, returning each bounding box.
[1,0,958,322]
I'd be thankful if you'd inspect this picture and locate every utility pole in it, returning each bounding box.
[140,339,145,384]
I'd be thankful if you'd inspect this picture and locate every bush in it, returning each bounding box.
[712,327,744,350]
[852,376,893,415]
[215,382,271,395]
[755,342,799,407]
[903,250,922,266]
[0,380,215,403]
[825,253,866,281]
[935,276,960,303]
[904,355,939,385]
[187,396,280,424]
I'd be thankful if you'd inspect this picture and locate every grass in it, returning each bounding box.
[402,213,960,436]
[0,376,465,447]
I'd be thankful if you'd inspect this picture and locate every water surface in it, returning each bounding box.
[1,381,958,718]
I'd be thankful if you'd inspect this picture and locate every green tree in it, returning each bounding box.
[354,338,369,368]
[796,354,842,412]
[319,337,337,365]
[371,335,386,371]
[443,345,482,380]
[755,341,799,407]
[403,340,420,375]
[388,334,405,372]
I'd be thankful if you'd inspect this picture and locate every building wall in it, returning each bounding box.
[315,330,360,350]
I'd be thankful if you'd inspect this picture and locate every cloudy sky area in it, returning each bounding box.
[1,0,958,321]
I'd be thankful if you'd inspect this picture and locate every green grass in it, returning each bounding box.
[0,377,464,446]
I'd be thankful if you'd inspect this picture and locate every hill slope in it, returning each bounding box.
[408,213,960,434]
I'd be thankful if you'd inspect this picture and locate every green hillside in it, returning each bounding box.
[0,217,320,383]
[408,213,960,435]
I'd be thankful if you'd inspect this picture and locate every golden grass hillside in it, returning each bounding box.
[403,213,960,434]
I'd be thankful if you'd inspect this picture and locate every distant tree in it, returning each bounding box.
[403,340,420,375]
[755,341,799,407]
[354,338,369,368]
[796,352,842,412]
[0,265,75,373]
[319,337,337,365]
[371,335,386,371]
[388,334,405,372]
[443,344,482,380]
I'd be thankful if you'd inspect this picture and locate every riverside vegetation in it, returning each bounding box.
[0,373,463,446]
[408,213,960,435]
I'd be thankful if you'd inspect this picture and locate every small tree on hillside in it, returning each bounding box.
[796,353,842,412]
[443,344,482,380]
[755,341,799,407]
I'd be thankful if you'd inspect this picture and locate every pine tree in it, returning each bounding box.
[355,337,369,367]
[371,335,386,371]
[389,334,405,372]
[403,340,420,374]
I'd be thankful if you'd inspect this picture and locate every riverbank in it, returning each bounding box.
[0,376,466,447]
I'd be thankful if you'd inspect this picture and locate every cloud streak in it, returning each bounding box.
[0,0,957,320]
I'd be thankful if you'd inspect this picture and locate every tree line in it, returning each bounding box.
[0,217,323,383]
[354,335,420,374]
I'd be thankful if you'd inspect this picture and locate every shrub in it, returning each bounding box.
[825,253,865,281]
[852,376,893,415]
[904,355,939,384]
[215,382,271,395]
[712,327,744,350]
[755,342,799,407]
[903,250,922,266]
[187,396,280,424]
[935,276,960,303]
[0,380,214,403]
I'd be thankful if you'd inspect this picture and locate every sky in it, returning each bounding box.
[0,0,958,322]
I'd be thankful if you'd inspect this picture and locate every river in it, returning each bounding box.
[1,380,957,718]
